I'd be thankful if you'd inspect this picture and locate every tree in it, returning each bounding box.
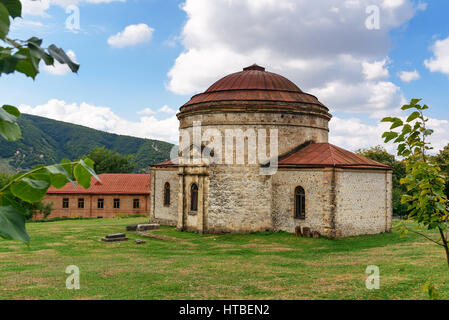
[85,146,135,174]
[434,143,449,199]
[356,146,408,216]
[0,1,98,244]
[381,98,449,267]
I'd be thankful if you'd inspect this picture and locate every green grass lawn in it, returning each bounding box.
[0,217,448,300]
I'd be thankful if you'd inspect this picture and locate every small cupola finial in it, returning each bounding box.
[243,64,265,72]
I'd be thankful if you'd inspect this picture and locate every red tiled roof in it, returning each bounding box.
[278,143,392,170]
[47,174,150,195]
[151,158,179,167]
[181,64,327,109]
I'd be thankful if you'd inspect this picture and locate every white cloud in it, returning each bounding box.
[19,99,179,143]
[330,116,449,153]
[137,108,156,116]
[21,0,50,16]
[398,69,420,82]
[107,24,154,48]
[42,50,77,76]
[167,0,418,117]
[362,59,389,80]
[11,19,44,31]
[425,36,449,76]
[158,105,176,114]
[309,80,405,117]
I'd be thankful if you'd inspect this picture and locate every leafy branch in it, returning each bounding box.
[0,0,98,245]
[382,98,449,268]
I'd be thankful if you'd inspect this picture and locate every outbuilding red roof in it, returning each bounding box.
[278,143,392,170]
[47,174,150,195]
[182,64,326,109]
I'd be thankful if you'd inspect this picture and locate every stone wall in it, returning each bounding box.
[41,194,149,219]
[206,164,272,233]
[150,167,178,226]
[271,169,330,234]
[271,168,392,238]
[177,165,209,233]
[179,109,329,158]
[334,169,392,237]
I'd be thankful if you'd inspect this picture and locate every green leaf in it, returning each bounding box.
[74,163,92,188]
[407,111,421,123]
[411,98,422,106]
[0,3,10,40]
[0,104,17,122]
[48,44,79,73]
[27,36,42,47]
[81,158,100,182]
[402,124,412,135]
[10,177,49,203]
[14,53,38,79]
[28,38,54,66]
[0,206,29,243]
[0,120,21,141]
[2,104,20,117]
[382,131,399,143]
[46,164,73,188]
[390,118,403,130]
[73,159,100,189]
[50,174,68,189]
[381,117,394,123]
[394,134,405,143]
[401,104,413,111]
[0,0,21,18]
[0,54,21,75]
[398,143,407,155]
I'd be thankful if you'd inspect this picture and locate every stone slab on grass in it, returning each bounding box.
[137,224,160,231]
[101,237,128,242]
[101,233,128,242]
[126,225,139,231]
[105,233,126,239]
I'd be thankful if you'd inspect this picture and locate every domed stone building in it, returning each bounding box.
[149,65,392,238]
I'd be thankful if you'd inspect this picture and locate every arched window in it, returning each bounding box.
[190,183,198,212]
[163,182,170,207]
[295,186,306,219]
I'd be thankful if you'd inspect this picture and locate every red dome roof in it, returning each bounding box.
[182,64,326,109]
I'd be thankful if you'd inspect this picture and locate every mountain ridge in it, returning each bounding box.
[0,114,174,173]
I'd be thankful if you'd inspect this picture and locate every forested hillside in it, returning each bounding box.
[0,114,174,173]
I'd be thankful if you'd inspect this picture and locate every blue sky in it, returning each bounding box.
[1,0,448,151]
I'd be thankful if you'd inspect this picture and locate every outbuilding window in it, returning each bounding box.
[62,198,69,209]
[164,182,170,207]
[190,184,198,212]
[294,186,306,219]
[114,198,120,209]
[98,199,104,209]
[78,198,84,209]
[133,199,140,209]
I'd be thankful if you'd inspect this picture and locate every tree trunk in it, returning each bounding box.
[438,227,449,269]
